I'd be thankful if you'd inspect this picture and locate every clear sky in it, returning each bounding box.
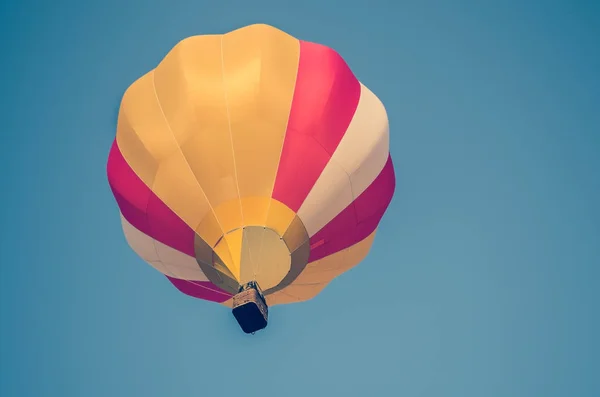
[1,1,599,396]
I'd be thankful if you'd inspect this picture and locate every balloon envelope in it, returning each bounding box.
[107,23,395,307]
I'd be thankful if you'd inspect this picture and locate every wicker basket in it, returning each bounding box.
[232,282,269,334]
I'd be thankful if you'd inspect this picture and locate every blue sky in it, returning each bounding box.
[1,1,599,396]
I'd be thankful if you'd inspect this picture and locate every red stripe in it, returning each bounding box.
[272,40,361,211]
[307,155,395,263]
[106,140,232,301]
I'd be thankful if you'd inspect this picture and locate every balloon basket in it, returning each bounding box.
[232,281,269,334]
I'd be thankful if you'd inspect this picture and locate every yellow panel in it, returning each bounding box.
[201,197,295,234]
[117,73,180,165]
[153,35,243,232]
[118,25,301,243]
[195,211,225,248]
[151,155,214,230]
[210,199,244,235]
[265,199,296,236]
[267,230,377,306]
[222,24,300,220]
[222,228,243,278]
[116,72,218,233]
[211,254,237,280]
[238,197,270,226]
[115,113,159,185]
[212,197,297,232]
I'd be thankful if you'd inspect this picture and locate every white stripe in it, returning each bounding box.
[120,214,209,281]
[297,83,389,236]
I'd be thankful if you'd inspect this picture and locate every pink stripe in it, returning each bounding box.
[166,277,231,303]
[107,140,232,301]
[307,155,395,263]
[107,141,195,256]
[272,40,361,212]
[107,141,152,234]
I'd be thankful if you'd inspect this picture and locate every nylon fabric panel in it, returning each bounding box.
[264,198,297,235]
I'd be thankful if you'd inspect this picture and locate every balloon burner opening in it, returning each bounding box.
[232,281,268,334]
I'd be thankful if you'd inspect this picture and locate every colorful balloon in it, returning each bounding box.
[107,23,395,332]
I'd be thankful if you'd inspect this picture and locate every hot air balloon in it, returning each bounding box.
[107,23,395,334]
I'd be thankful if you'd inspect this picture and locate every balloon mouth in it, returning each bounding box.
[193,198,311,297]
[232,281,269,334]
